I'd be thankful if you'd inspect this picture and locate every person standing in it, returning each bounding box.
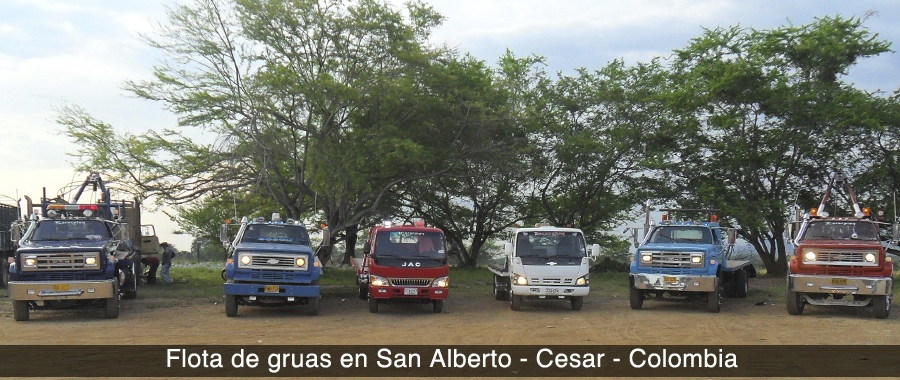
[160,242,176,284]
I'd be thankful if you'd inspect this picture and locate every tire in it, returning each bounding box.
[734,269,748,298]
[510,293,523,311]
[493,275,508,301]
[629,281,643,310]
[786,289,804,315]
[1,260,9,289]
[357,284,368,301]
[873,295,891,319]
[225,294,238,317]
[433,299,444,313]
[368,296,379,313]
[307,297,320,316]
[570,296,584,311]
[707,277,721,313]
[13,300,29,321]
[105,283,119,319]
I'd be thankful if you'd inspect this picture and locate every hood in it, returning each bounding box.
[19,240,109,251]
[797,240,882,249]
[235,242,314,254]
[639,243,715,253]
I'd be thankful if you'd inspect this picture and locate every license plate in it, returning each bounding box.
[546,288,559,294]
[663,276,677,284]
[404,288,418,296]
[53,284,69,291]
[831,278,848,286]
[264,285,280,293]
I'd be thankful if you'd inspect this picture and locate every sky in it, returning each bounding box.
[1,0,899,251]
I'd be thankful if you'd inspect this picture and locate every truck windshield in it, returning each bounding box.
[647,226,713,244]
[241,224,310,245]
[374,231,446,259]
[31,220,111,241]
[801,220,879,241]
[516,231,586,258]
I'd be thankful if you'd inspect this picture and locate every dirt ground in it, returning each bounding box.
[0,277,896,345]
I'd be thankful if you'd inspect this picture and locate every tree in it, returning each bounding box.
[668,16,892,276]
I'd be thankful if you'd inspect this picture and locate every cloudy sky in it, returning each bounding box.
[1,0,898,249]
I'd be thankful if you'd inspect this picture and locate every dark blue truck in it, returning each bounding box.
[628,209,756,313]
[222,214,322,317]
[7,172,143,321]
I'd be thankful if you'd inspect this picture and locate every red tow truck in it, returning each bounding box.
[352,219,456,313]
[787,171,896,318]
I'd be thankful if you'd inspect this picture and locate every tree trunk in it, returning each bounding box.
[341,224,359,266]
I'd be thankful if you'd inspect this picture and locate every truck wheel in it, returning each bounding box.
[307,297,320,316]
[1,260,9,289]
[368,296,379,313]
[105,283,120,319]
[433,299,444,313]
[225,294,238,317]
[357,284,368,301]
[873,295,890,319]
[707,278,721,313]
[493,275,508,301]
[734,269,748,298]
[13,300,29,321]
[570,296,584,311]
[629,281,643,310]
[510,294,523,311]
[786,289,804,315]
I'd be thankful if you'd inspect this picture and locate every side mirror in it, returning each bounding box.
[590,244,601,259]
[116,240,130,252]
[10,223,21,242]
[727,228,737,245]
[321,227,331,247]
[363,241,371,255]
[627,228,640,248]
[504,242,513,257]
[449,242,460,255]
[893,224,899,244]
[786,222,796,240]
[219,224,229,244]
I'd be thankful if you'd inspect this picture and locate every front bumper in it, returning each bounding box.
[788,274,892,296]
[510,284,589,297]
[224,282,319,297]
[8,280,115,301]
[368,286,448,300]
[631,273,716,292]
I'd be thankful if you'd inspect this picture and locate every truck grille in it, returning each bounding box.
[807,249,879,267]
[249,271,299,281]
[240,253,308,271]
[35,273,88,281]
[529,277,574,285]
[23,252,100,271]
[389,278,432,287]
[643,251,695,268]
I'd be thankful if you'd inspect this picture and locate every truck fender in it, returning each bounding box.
[224,261,236,279]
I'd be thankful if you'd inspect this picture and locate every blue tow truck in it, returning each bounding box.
[7,172,144,321]
[627,209,756,313]
[221,213,323,317]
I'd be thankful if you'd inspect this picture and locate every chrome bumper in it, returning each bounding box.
[510,284,589,297]
[788,274,892,296]
[8,280,116,301]
[632,273,716,292]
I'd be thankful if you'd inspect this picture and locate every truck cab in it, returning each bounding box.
[222,214,321,317]
[490,225,600,311]
[786,172,894,318]
[628,211,755,313]
[353,220,453,313]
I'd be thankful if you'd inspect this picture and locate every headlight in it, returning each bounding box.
[295,257,306,267]
[370,275,389,287]
[691,256,702,263]
[433,276,449,287]
[641,254,652,262]
[514,275,528,285]
[24,257,37,266]
[239,255,251,265]
[83,209,93,217]
[576,275,588,286]
[865,253,876,262]
[804,251,816,262]
[85,257,97,265]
